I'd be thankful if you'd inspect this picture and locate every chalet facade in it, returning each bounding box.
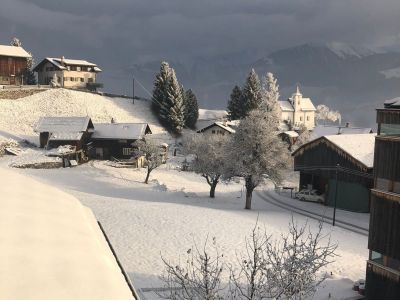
[90,123,152,162]
[292,134,375,212]
[35,116,94,149]
[0,45,31,85]
[279,86,316,130]
[33,57,102,90]
[365,99,400,299]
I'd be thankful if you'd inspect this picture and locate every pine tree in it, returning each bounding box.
[261,72,281,126]
[184,89,199,129]
[159,69,185,133]
[227,85,243,120]
[152,62,171,114]
[241,69,262,117]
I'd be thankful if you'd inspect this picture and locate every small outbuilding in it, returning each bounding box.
[292,134,375,212]
[35,116,94,149]
[90,123,152,160]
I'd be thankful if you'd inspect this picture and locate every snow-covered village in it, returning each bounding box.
[1,2,400,300]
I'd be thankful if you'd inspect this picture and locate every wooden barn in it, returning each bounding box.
[292,134,375,212]
[34,116,94,150]
[90,123,152,160]
[0,45,31,85]
[365,100,400,299]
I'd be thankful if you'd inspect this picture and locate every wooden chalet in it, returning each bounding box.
[292,134,375,212]
[34,117,94,164]
[0,45,31,85]
[90,123,152,161]
[197,121,238,135]
[365,99,400,299]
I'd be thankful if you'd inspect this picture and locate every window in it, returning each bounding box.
[80,78,84,82]
[300,116,303,121]
[123,148,134,156]
[307,116,310,121]
[212,130,215,134]
[77,66,81,71]
[64,77,69,81]
[88,78,94,83]
[70,66,77,71]
[75,77,80,82]
[380,123,400,136]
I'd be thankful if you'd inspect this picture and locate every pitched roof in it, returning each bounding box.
[279,100,294,112]
[298,97,316,111]
[34,116,93,133]
[384,97,400,108]
[0,45,31,58]
[311,125,373,139]
[33,57,102,72]
[293,133,376,169]
[49,132,84,141]
[283,130,299,138]
[91,123,152,140]
[197,122,236,134]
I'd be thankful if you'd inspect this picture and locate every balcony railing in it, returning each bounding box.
[367,260,400,283]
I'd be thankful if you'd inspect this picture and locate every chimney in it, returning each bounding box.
[60,56,65,65]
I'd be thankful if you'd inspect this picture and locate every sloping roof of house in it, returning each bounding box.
[0,45,32,58]
[283,130,299,138]
[34,116,94,133]
[0,168,135,300]
[279,100,295,112]
[311,125,373,139]
[293,133,376,169]
[33,57,102,72]
[49,132,84,141]
[384,97,400,108]
[197,122,236,134]
[91,123,152,140]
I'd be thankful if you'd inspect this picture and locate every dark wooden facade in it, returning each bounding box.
[293,137,373,212]
[365,108,400,299]
[0,56,28,85]
[89,139,139,160]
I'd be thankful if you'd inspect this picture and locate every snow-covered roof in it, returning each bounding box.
[33,57,102,72]
[0,168,134,299]
[384,97,400,108]
[299,97,316,111]
[279,100,294,112]
[325,134,376,168]
[0,45,31,58]
[197,122,236,133]
[49,132,84,141]
[311,125,373,139]
[35,116,93,133]
[283,130,299,138]
[91,123,152,140]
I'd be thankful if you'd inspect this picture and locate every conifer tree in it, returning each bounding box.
[158,69,185,133]
[152,62,171,114]
[241,69,262,117]
[184,89,199,129]
[227,85,243,120]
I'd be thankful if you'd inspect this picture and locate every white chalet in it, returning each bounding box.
[33,56,102,90]
[279,86,316,130]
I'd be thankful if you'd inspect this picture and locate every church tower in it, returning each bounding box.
[292,85,302,112]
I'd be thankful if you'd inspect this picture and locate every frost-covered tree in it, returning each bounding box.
[227,85,243,120]
[241,69,263,117]
[152,62,171,114]
[184,89,199,129]
[159,237,224,300]
[10,37,22,47]
[292,124,312,151]
[183,134,229,198]
[316,104,341,125]
[227,109,291,209]
[261,72,281,127]
[133,139,164,184]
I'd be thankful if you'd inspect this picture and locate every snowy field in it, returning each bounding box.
[0,156,368,299]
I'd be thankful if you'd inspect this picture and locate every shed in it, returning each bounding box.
[34,116,94,150]
[292,134,376,212]
[90,123,152,160]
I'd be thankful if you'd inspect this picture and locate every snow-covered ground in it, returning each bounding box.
[0,155,367,299]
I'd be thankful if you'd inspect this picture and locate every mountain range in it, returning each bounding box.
[103,43,400,127]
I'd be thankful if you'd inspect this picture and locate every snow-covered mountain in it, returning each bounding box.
[114,43,400,127]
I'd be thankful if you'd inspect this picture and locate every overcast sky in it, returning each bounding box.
[1,0,400,96]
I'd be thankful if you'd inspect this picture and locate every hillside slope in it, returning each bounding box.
[0,88,168,144]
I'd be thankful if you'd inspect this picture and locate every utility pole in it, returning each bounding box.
[332,164,340,226]
[132,77,135,104]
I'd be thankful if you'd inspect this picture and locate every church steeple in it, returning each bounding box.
[292,84,302,111]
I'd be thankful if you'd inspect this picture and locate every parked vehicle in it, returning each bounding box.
[295,189,324,203]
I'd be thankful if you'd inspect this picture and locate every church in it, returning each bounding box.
[279,86,316,130]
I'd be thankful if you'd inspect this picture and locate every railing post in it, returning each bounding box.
[333,164,340,226]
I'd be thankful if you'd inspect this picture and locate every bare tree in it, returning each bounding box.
[227,109,291,209]
[183,134,229,198]
[160,218,337,300]
[316,104,341,125]
[133,139,164,184]
[159,237,225,300]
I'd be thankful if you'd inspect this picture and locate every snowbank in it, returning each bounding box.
[0,168,134,299]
